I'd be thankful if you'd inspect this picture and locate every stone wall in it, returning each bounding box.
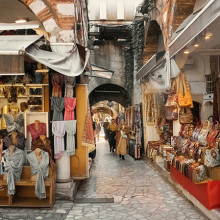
[88,41,126,93]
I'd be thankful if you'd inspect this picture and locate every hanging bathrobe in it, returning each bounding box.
[52,97,65,121]
[4,113,24,133]
[52,121,65,159]
[27,150,49,199]
[3,147,24,195]
[64,98,76,121]
[65,120,77,156]
[64,76,75,98]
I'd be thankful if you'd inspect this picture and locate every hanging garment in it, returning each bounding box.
[52,121,65,159]
[26,150,49,199]
[4,132,25,150]
[64,98,76,121]
[52,97,65,121]
[31,137,55,168]
[27,123,47,140]
[52,73,64,97]
[82,100,95,153]
[3,147,24,195]
[4,113,24,133]
[65,120,77,156]
[0,140,3,175]
[64,76,75,98]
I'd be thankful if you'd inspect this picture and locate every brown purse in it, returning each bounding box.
[179,107,193,124]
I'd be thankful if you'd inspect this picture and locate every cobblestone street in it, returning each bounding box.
[0,137,207,220]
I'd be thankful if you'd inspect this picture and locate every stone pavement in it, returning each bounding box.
[0,138,207,220]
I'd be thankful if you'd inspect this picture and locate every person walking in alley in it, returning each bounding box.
[107,118,118,152]
[103,118,110,142]
[115,119,125,154]
[117,121,130,160]
[95,118,101,142]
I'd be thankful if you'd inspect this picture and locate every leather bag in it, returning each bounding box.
[179,107,193,124]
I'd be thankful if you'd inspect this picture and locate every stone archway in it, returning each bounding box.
[171,0,196,32]
[89,84,129,108]
[143,20,164,64]
[20,0,86,43]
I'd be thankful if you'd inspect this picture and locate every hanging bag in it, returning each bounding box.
[177,73,193,108]
[206,121,220,147]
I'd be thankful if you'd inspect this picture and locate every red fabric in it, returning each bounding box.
[64,97,76,120]
[170,165,220,210]
[27,123,47,140]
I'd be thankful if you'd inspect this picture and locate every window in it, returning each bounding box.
[205,74,214,94]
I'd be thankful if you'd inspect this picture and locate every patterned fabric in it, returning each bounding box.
[4,132,25,150]
[27,150,49,199]
[52,73,64,97]
[31,137,55,168]
[64,98,76,121]
[52,121,65,159]
[205,148,220,167]
[3,147,24,195]
[82,100,95,151]
[27,123,47,140]
[64,76,75,98]
[146,94,155,126]
[52,97,65,121]
[4,113,24,133]
[65,120,77,156]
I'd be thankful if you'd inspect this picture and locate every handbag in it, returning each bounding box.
[166,106,178,121]
[204,147,220,167]
[198,120,210,146]
[192,165,207,183]
[177,73,193,108]
[179,107,193,124]
[165,94,178,107]
[206,121,219,147]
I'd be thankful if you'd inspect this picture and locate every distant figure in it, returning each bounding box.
[103,118,110,142]
[95,119,101,142]
[107,118,118,152]
[115,119,125,154]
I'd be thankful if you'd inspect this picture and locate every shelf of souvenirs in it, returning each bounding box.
[0,84,49,87]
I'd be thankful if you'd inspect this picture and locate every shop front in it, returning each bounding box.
[0,31,93,208]
[137,0,220,214]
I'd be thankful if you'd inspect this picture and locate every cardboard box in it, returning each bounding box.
[207,166,220,180]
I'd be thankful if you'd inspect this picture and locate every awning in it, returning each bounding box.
[0,21,40,31]
[0,35,42,55]
[169,0,220,58]
[85,64,114,79]
[25,44,90,77]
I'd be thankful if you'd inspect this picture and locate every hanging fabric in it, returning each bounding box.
[3,147,24,195]
[64,98,76,121]
[82,99,95,153]
[52,73,64,97]
[65,120,77,156]
[27,150,49,199]
[52,121,65,159]
[52,97,65,121]
[64,76,76,98]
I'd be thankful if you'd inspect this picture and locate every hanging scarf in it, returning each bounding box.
[52,121,65,159]
[27,150,49,199]
[64,98,76,121]
[4,132,25,150]
[52,74,64,97]
[3,147,24,195]
[65,120,77,156]
[64,76,75,98]
[4,113,24,133]
[82,100,95,153]
[31,137,55,168]
[52,97,65,121]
